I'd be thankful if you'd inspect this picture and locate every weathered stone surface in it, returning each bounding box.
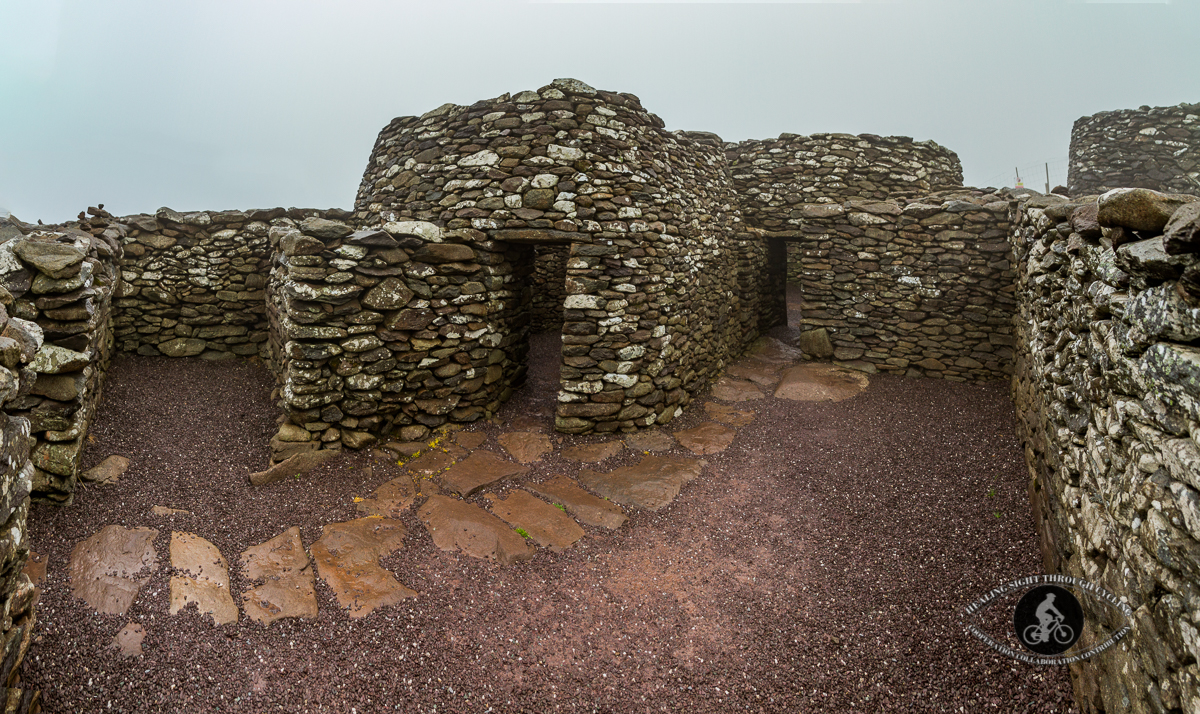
[525,475,628,529]
[169,531,237,626]
[410,243,475,264]
[1097,187,1198,233]
[454,431,488,449]
[70,525,158,615]
[249,449,339,486]
[625,430,676,453]
[703,402,755,427]
[310,518,415,617]
[81,455,131,485]
[1164,203,1200,255]
[239,527,318,625]
[418,495,534,565]
[710,377,763,402]
[673,422,737,455]
[158,338,206,358]
[726,358,784,388]
[405,445,466,475]
[23,550,46,587]
[29,343,89,374]
[1116,236,1194,281]
[151,506,191,517]
[561,441,624,462]
[796,328,835,359]
[357,474,418,518]
[498,431,553,464]
[110,623,146,659]
[437,451,529,496]
[13,240,85,279]
[299,217,353,239]
[577,455,705,511]
[275,424,311,443]
[30,371,85,402]
[486,490,584,550]
[774,364,869,402]
[361,277,414,310]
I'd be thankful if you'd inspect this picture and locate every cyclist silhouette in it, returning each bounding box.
[1024,593,1074,645]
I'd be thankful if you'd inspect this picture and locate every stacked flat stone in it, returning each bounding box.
[529,245,569,333]
[0,219,120,505]
[1011,187,1200,712]
[727,132,963,230]
[111,207,315,360]
[781,189,1015,381]
[346,79,770,435]
[0,216,56,712]
[1069,103,1200,197]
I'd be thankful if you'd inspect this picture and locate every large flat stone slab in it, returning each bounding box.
[710,377,763,402]
[561,441,624,463]
[486,490,585,550]
[454,431,488,449]
[239,527,318,625]
[405,445,465,475]
[525,476,628,529]
[498,431,553,464]
[249,449,338,486]
[111,623,146,659]
[310,517,415,618]
[774,364,869,402]
[624,430,676,453]
[70,525,159,615]
[357,474,418,519]
[169,531,238,626]
[673,422,737,455]
[437,451,530,496]
[726,358,784,388]
[704,402,756,427]
[418,495,534,565]
[577,455,705,511]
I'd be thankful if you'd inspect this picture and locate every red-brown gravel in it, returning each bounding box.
[20,339,1078,713]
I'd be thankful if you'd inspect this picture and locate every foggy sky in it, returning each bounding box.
[1,0,1196,224]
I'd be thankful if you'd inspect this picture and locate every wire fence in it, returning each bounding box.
[976,157,1071,192]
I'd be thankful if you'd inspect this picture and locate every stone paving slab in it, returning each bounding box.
[726,359,784,388]
[418,495,534,566]
[310,517,415,618]
[498,431,554,464]
[577,455,705,511]
[454,431,488,449]
[239,527,318,625]
[774,364,869,402]
[561,441,625,462]
[485,490,585,550]
[710,377,763,402]
[169,531,238,626]
[69,525,158,616]
[703,402,756,427]
[673,422,738,455]
[356,474,418,519]
[406,445,466,475]
[437,451,530,496]
[524,476,628,529]
[624,430,676,453]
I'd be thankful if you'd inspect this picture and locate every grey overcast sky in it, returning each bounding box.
[0,0,1195,223]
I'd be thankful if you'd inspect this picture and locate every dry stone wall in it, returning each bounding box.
[0,214,121,506]
[781,190,1016,381]
[341,79,773,437]
[1069,103,1200,197]
[1011,187,1200,712]
[110,207,334,361]
[0,216,76,711]
[727,132,963,231]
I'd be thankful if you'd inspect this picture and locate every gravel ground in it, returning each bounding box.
[19,335,1079,713]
